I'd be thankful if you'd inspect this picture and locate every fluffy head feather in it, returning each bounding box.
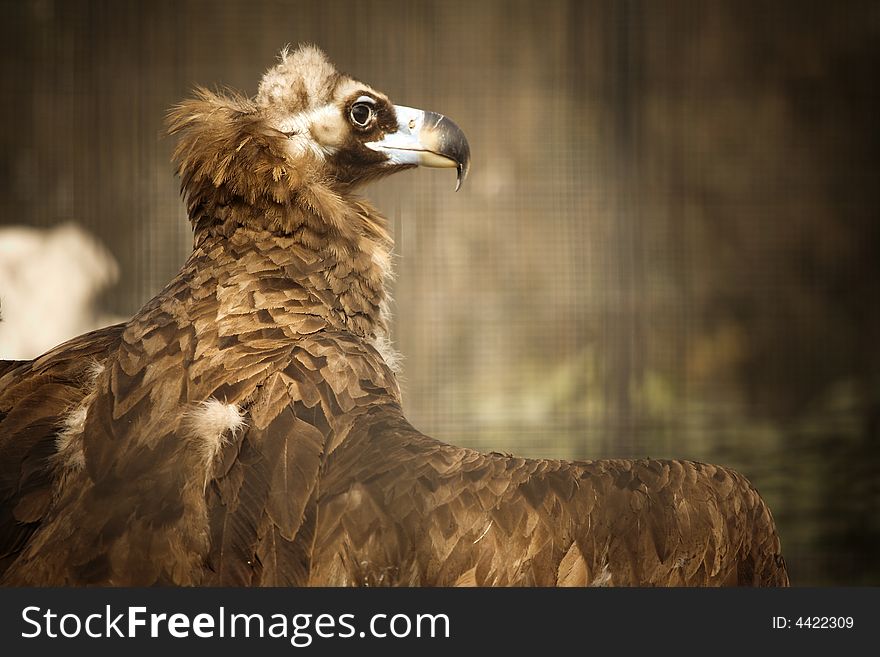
[256,44,341,112]
[166,45,399,245]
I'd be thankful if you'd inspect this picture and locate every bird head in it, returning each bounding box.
[168,44,470,238]
[256,45,471,191]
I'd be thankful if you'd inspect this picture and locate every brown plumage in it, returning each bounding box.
[0,45,788,586]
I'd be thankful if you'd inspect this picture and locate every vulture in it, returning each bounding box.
[0,45,788,586]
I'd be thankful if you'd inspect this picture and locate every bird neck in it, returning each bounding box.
[186,195,393,342]
[169,87,395,342]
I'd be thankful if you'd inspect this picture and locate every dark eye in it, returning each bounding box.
[350,102,374,128]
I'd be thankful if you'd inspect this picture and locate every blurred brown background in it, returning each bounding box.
[0,0,878,585]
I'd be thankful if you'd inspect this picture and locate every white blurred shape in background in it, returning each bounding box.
[0,223,122,360]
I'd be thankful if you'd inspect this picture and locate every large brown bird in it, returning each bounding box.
[0,46,787,586]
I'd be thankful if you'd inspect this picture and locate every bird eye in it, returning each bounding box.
[350,102,374,128]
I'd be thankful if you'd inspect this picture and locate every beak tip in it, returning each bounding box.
[385,105,471,192]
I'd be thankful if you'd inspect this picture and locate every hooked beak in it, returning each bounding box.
[366,105,471,191]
